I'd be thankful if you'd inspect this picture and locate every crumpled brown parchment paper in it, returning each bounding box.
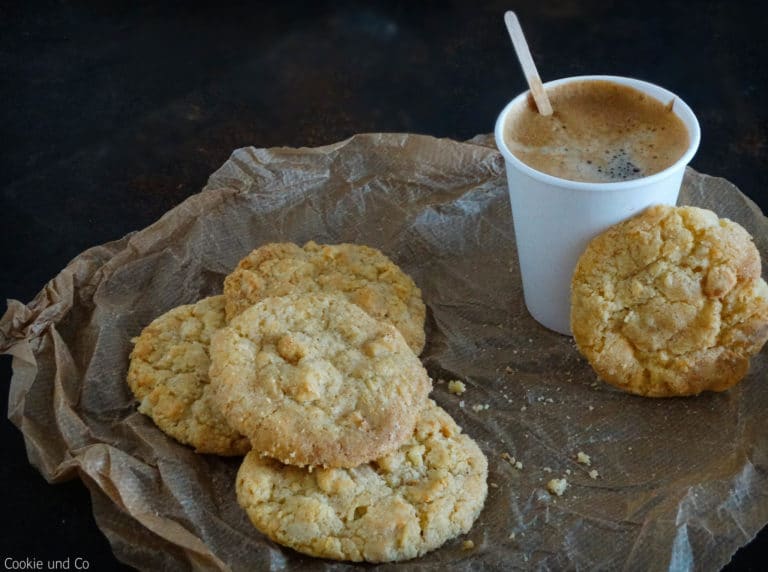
[2,133,767,572]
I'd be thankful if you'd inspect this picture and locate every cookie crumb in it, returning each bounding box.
[542,466,552,473]
[458,400,465,408]
[509,532,516,540]
[514,461,523,470]
[462,540,475,551]
[588,405,594,411]
[589,469,599,480]
[448,380,466,395]
[565,469,572,475]
[490,482,499,488]
[547,478,568,496]
[576,451,592,466]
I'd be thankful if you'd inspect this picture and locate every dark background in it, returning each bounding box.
[1,1,766,569]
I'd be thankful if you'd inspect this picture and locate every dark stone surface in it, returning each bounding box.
[1,1,766,569]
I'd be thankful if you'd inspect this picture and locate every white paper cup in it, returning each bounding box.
[494,75,700,335]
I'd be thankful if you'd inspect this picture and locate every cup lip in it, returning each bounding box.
[494,75,701,192]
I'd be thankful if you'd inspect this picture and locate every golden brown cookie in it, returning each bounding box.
[127,296,250,455]
[235,400,488,562]
[571,205,768,396]
[209,293,432,468]
[223,242,426,354]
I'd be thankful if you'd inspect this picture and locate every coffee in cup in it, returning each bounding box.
[503,80,690,183]
[494,75,701,334]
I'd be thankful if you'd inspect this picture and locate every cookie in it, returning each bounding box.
[209,293,432,468]
[127,296,250,455]
[223,242,426,354]
[571,205,768,396]
[235,400,488,562]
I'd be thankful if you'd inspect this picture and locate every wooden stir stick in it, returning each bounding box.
[504,11,553,116]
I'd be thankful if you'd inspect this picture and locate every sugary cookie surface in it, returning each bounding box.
[210,293,432,468]
[223,241,426,354]
[127,295,250,455]
[571,205,768,396]
[235,400,488,562]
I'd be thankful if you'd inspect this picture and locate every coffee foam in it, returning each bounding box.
[504,80,690,183]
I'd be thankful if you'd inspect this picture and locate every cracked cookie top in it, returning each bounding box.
[235,400,488,562]
[127,296,250,455]
[222,242,426,354]
[571,205,768,396]
[209,293,432,468]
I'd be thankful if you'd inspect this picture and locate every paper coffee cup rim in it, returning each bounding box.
[494,75,701,192]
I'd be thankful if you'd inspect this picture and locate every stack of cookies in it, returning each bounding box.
[127,241,488,563]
